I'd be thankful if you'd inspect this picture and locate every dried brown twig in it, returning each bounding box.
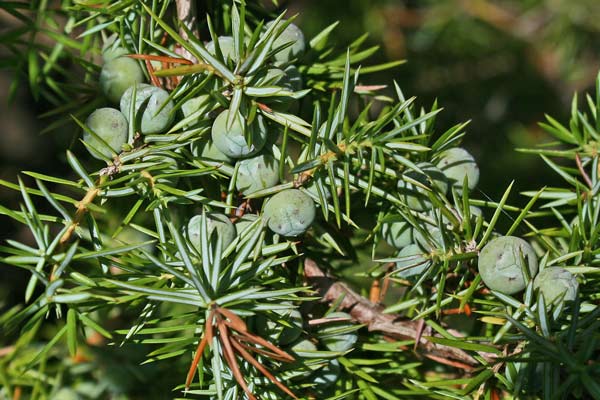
[185,306,297,399]
[303,258,498,369]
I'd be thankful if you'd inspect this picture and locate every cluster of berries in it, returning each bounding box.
[382,147,480,278]
[83,20,316,240]
[478,236,578,305]
[381,147,577,305]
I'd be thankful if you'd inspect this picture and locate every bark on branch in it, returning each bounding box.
[304,258,497,369]
[175,0,199,63]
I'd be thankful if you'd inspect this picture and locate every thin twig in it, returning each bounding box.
[230,337,290,362]
[230,339,299,399]
[232,327,295,362]
[303,258,497,366]
[185,309,214,390]
[575,153,593,190]
[218,307,248,332]
[216,314,256,400]
[58,185,101,246]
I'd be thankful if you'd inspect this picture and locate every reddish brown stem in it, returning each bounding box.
[218,307,248,332]
[575,153,593,189]
[303,258,497,366]
[230,338,299,399]
[232,328,295,362]
[216,315,256,400]
[144,59,162,88]
[230,336,290,362]
[126,54,193,65]
[369,279,381,303]
[424,353,476,371]
[185,309,215,390]
[257,102,273,113]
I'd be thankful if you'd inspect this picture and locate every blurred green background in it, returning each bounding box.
[292,0,600,202]
[2,0,600,311]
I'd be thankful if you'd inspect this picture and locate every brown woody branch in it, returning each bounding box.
[175,0,199,63]
[304,258,497,369]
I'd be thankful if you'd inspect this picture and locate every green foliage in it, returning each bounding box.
[1,1,600,399]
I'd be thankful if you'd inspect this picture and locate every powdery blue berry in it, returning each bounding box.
[100,56,144,104]
[533,267,578,305]
[255,308,303,346]
[290,338,318,358]
[181,95,211,127]
[211,110,267,159]
[234,214,259,236]
[206,36,236,61]
[478,236,538,294]
[312,359,341,390]
[266,20,305,62]
[318,311,358,352]
[394,244,431,278]
[101,35,129,62]
[236,154,279,195]
[381,219,413,249]
[187,213,236,253]
[436,147,480,191]
[192,140,232,163]
[120,83,174,134]
[397,162,448,211]
[257,68,302,111]
[414,225,444,252]
[83,107,128,160]
[263,189,316,237]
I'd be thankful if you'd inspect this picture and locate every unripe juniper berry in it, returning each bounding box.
[211,110,267,159]
[236,154,279,196]
[234,214,259,237]
[263,189,316,236]
[187,212,236,253]
[206,36,236,62]
[100,56,144,104]
[318,311,358,352]
[394,244,431,278]
[256,308,303,346]
[120,83,174,134]
[381,219,413,249]
[533,267,578,305]
[265,20,306,62]
[397,162,448,211]
[291,338,318,358]
[436,147,480,191]
[192,140,232,163]
[83,107,128,160]
[478,236,538,294]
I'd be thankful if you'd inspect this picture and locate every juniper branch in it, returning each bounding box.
[304,258,498,368]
